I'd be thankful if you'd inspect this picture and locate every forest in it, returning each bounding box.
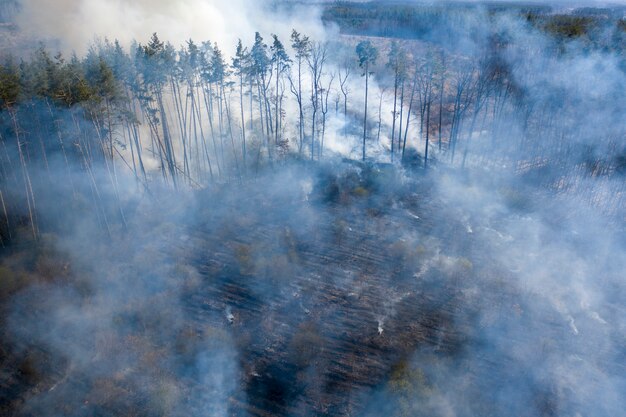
[0,1,625,416]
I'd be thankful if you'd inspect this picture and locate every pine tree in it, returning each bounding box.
[232,39,250,171]
[356,40,377,161]
[387,41,407,162]
[289,30,311,155]
[270,35,290,146]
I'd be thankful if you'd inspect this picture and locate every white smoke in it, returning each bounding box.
[15,0,326,54]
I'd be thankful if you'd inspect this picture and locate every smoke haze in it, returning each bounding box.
[1,1,625,416]
[14,0,326,54]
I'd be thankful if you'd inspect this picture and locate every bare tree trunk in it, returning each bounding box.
[362,62,369,161]
[223,85,241,178]
[0,188,11,242]
[298,58,305,155]
[10,110,38,240]
[156,90,178,187]
[239,74,247,173]
[438,53,446,152]
[396,80,405,162]
[425,99,431,168]
[310,76,318,160]
[195,84,214,181]
[402,68,420,161]
[172,79,190,180]
[275,62,280,145]
[391,72,399,162]
[202,81,222,177]
[339,66,350,141]
[377,89,384,145]
[256,79,270,161]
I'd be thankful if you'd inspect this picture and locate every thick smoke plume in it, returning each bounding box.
[14,0,326,54]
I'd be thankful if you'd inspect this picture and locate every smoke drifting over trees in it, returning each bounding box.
[0,1,625,416]
[11,0,326,55]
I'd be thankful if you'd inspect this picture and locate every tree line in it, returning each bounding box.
[0,23,624,242]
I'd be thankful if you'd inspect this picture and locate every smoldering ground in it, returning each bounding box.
[1,1,625,417]
[2,152,625,416]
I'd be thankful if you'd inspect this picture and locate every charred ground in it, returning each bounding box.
[1,159,624,417]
